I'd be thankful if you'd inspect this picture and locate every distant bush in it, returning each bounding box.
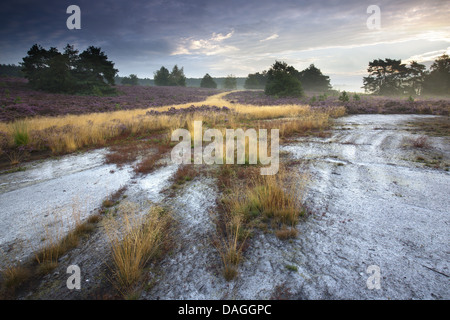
[338,91,350,102]
[223,74,237,90]
[154,65,186,86]
[298,64,332,92]
[318,93,328,101]
[0,64,24,78]
[154,66,170,86]
[12,121,29,146]
[168,65,186,87]
[244,72,267,89]
[265,61,303,97]
[121,74,138,86]
[200,73,217,88]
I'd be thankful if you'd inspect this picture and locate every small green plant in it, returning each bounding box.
[12,121,29,146]
[408,95,415,102]
[353,93,360,101]
[338,91,350,102]
[318,93,328,101]
[285,264,298,272]
[102,199,115,208]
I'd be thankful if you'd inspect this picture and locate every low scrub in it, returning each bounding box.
[224,171,306,231]
[215,165,308,281]
[104,204,173,294]
[1,265,32,292]
[214,214,246,281]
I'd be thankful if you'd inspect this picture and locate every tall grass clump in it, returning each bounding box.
[1,264,32,293]
[214,213,247,281]
[253,174,302,226]
[215,166,307,281]
[223,169,306,240]
[104,204,172,293]
[12,121,29,146]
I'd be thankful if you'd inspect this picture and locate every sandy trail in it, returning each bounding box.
[279,114,449,299]
[143,114,449,300]
[1,114,448,300]
[0,150,133,267]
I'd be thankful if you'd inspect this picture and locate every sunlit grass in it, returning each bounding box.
[0,91,342,155]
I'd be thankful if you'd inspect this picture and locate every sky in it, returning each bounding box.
[0,0,449,92]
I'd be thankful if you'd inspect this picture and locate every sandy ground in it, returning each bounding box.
[147,114,449,300]
[1,114,448,299]
[0,150,133,268]
[279,114,449,299]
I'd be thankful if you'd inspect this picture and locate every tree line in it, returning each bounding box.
[20,44,118,95]
[152,66,238,90]
[0,64,24,77]
[363,54,449,96]
[15,43,449,97]
[149,62,330,97]
[244,63,331,94]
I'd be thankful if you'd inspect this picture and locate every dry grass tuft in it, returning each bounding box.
[214,164,308,281]
[411,136,430,148]
[214,213,246,281]
[170,164,197,188]
[133,145,170,175]
[1,265,32,291]
[103,204,172,294]
[275,227,298,240]
[224,169,306,230]
[35,201,101,274]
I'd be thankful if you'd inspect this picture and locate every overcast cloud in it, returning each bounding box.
[0,0,448,91]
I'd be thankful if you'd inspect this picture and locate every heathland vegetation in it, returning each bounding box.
[21,44,118,95]
[0,43,449,298]
[0,83,344,297]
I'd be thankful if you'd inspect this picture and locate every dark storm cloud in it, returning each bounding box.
[0,0,208,61]
[0,0,448,89]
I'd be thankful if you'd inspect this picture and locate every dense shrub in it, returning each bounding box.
[154,65,186,87]
[265,61,303,97]
[223,75,237,90]
[200,73,217,88]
